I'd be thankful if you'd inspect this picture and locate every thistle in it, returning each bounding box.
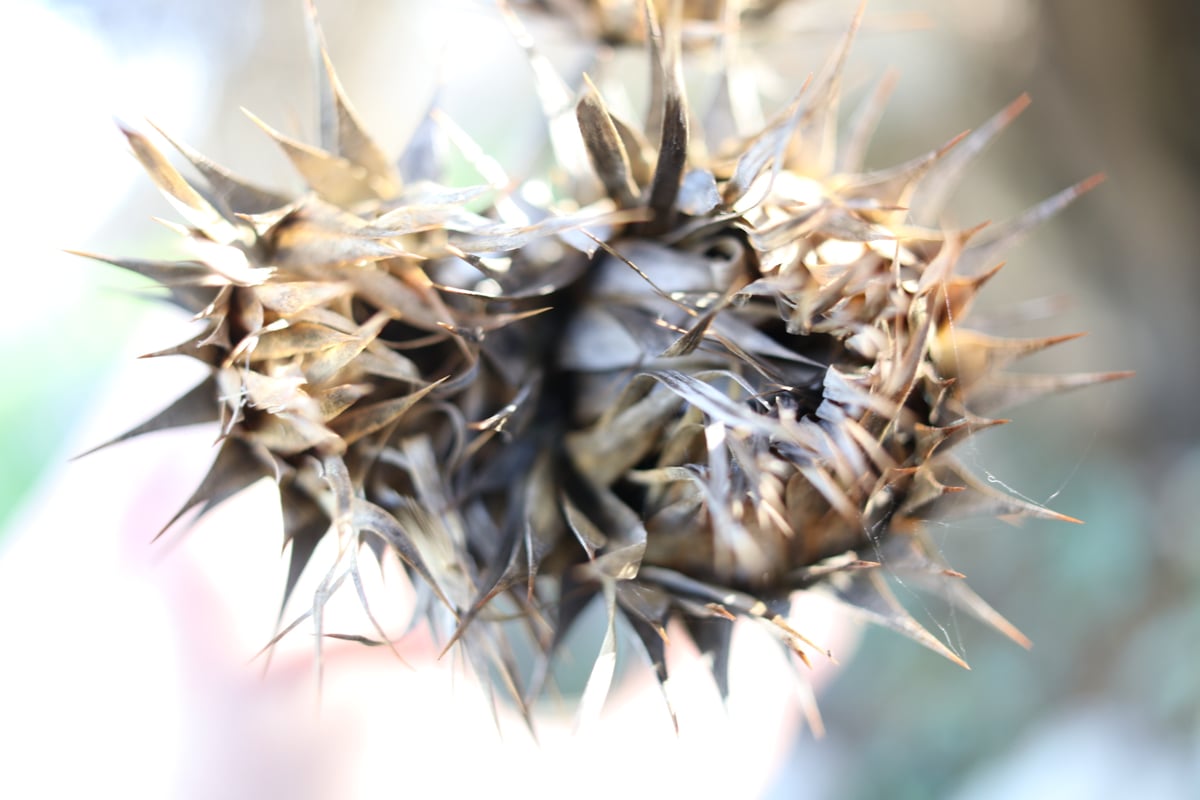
[81,0,1127,732]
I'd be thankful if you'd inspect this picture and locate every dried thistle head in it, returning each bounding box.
[84,1,1127,730]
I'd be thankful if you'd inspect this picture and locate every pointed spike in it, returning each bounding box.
[966,369,1134,415]
[346,550,413,668]
[398,89,447,184]
[304,0,337,154]
[146,121,289,214]
[889,532,1033,649]
[702,15,764,153]
[304,0,400,193]
[253,597,320,664]
[785,0,867,175]
[931,327,1089,388]
[786,556,880,588]
[242,108,379,206]
[65,249,212,287]
[937,260,1006,323]
[495,0,591,180]
[154,436,274,541]
[423,110,537,228]
[351,498,455,613]
[643,0,667,145]
[942,572,1032,649]
[912,94,1033,224]
[723,79,810,208]
[683,614,734,700]
[661,310,717,358]
[526,570,599,707]
[577,76,641,208]
[916,221,988,295]
[914,416,1009,459]
[522,452,566,597]
[838,68,899,173]
[645,46,689,230]
[329,377,447,445]
[793,675,827,739]
[877,305,934,412]
[562,493,609,559]
[277,484,329,617]
[67,249,221,315]
[624,612,679,733]
[137,332,223,366]
[824,570,970,669]
[307,557,351,708]
[616,581,672,633]
[839,129,969,208]
[574,581,619,732]
[945,582,1032,652]
[437,558,525,663]
[959,173,1107,274]
[918,458,1084,525]
[640,0,689,233]
[118,121,244,243]
[74,377,219,460]
[303,314,390,388]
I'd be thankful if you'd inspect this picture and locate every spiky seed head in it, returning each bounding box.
[84,1,1127,730]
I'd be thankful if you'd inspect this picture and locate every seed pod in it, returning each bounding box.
[84,0,1128,730]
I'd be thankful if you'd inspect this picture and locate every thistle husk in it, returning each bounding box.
[83,0,1128,731]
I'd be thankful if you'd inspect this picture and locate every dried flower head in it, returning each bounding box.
[82,1,1127,730]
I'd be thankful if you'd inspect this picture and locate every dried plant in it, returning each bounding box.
[80,0,1127,732]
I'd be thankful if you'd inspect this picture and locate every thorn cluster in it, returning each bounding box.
[82,1,1126,730]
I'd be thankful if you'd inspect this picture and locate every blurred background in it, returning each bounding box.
[0,0,1196,797]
